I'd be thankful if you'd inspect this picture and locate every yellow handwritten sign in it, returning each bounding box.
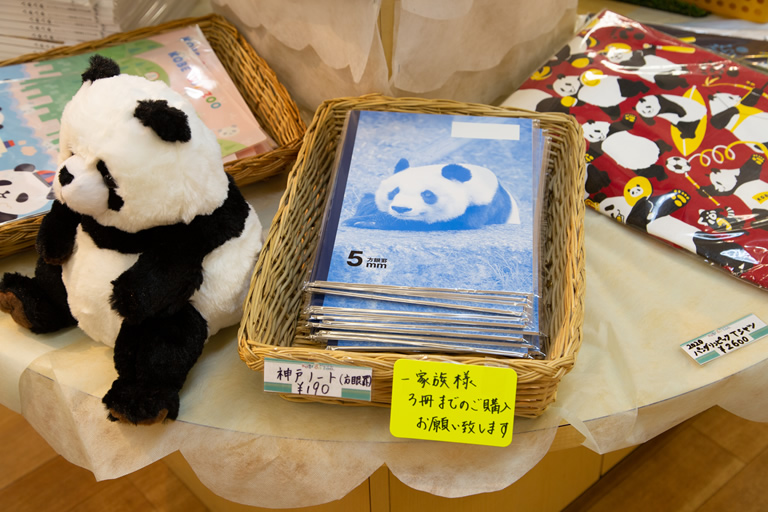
[390,359,517,447]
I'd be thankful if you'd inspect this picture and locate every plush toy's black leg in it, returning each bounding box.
[0,258,76,333]
[103,302,207,425]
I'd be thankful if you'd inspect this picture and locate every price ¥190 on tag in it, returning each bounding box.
[390,359,517,447]
[263,358,373,401]
[681,314,768,365]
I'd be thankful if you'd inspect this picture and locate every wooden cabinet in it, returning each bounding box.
[164,445,636,511]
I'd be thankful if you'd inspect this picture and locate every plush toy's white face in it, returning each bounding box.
[55,74,228,232]
[374,162,499,224]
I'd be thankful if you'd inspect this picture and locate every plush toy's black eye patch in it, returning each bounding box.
[134,100,191,143]
[108,189,124,212]
[16,193,29,203]
[95,160,123,211]
[388,187,400,200]
[421,190,437,205]
[97,160,117,189]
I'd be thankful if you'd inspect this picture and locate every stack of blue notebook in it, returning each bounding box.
[301,109,549,358]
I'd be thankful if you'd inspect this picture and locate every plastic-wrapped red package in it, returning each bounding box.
[504,10,768,290]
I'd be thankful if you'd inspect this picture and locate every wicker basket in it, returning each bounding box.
[238,94,585,418]
[0,14,305,258]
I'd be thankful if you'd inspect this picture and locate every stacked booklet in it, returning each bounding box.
[300,110,549,358]
[0,24,275,228]
[0,0,197,60]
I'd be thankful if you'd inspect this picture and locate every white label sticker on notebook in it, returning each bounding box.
[451,121,521,140]
[681,314,768,365]
[263,358,373,401]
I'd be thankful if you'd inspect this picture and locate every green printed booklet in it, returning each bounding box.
[0,24,275,226]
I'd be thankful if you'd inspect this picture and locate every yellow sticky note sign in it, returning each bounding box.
[390,359,517,447]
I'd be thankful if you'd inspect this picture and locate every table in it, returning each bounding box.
[4,2,768,510]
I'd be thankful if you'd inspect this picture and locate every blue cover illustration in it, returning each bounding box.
[306,110,545,356]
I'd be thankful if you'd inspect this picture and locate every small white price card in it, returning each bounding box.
[263,358,373,401]
[681,314,768,365]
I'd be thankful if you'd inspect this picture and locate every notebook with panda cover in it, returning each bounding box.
[0,24,274,229]
[303,109,548,357]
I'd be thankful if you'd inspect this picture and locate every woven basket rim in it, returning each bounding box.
[237,94,586,417]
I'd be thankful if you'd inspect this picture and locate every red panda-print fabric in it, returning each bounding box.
[504,10,768,291]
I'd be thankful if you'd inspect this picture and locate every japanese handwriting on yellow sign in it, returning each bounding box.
[390,359,517,447]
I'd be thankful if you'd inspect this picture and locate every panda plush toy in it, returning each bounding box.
[0,55,264,425]
[344,158,520,230]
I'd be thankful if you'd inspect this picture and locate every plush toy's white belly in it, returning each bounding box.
[191,208,263,336]
[62,226,138,347]
[61,208,263,347]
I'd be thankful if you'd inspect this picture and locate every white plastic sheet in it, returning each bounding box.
[210,0,578,115]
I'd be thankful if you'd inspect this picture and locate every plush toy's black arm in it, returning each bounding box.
[36,200,81,265]
[110,251,205,323]
[110,176,249,324]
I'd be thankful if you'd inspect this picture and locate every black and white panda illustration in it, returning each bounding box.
[709,88,768,152]
[603,44,690,90]
[635,94,707,139]
[582,114,671,181]
[0,163,54,223]
[344,158,520,230]
[698,206,739,231]
[699,154,768,212]
[0,56,263,425]
[622,176,690,231]
[550,72,650,119]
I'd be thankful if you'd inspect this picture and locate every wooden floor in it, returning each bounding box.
[2,403,768,511]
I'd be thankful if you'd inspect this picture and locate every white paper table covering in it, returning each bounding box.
[4,175,768,506]
[4,2,768,506]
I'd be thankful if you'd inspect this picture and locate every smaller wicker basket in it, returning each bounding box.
[238,94,586,418]
[0,14,305,258]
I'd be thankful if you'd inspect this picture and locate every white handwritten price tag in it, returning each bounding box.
[681,314,768,365]
[263,358,373,401]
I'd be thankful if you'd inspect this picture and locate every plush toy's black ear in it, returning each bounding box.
[81,55,120,83]
[133,100,191,143]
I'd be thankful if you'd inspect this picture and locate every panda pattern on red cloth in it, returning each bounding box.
[583,113,672,182]
[344,158,520,231]
[603,44,690,90]
[708,85,768,153]
[635,93,708,139]
[503,10,768,290]
[0,56,264,425]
